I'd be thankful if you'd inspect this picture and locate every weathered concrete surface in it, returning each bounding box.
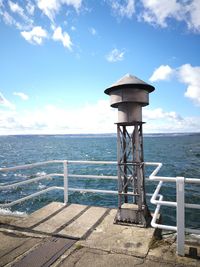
[56,240,200,267]
[79,209,155,258]
[0,203,199,267]
[57,247,178,267]
[34,204,87,234]
[0,232,42,267]
[14,202,64,228]
[59,206,108,238]
[0,214,23,225]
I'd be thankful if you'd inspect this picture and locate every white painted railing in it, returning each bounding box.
[0,160,199,256]
[145,162,200,256]
[0,160,118,208]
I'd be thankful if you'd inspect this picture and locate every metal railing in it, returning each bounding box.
[145,162,200,256]
[0,160,118,208]
[0,160,199,256]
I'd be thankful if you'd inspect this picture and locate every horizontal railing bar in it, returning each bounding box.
[185,203,200,209]
[185,228,200,235]
[0,173,58,190]
[67,160,117,165]
[119,192,139,196]
[148,176,177,182]
[118,162,143,165]
[69,187,118,195]
[185,178,200,184]
[148,176,200,183]
[0,186,63,207]
[0,160,64,172]
[0,160,199,184]
[153,200,177,207]
[153,223,177,231]
[68,174,118,179]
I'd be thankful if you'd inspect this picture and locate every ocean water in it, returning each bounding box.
[0,133,200,229]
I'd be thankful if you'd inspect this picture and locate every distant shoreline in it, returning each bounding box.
[0,132,200,138]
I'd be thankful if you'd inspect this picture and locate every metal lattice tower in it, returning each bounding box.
[104,74,155,227]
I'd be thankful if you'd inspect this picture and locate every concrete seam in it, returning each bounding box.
[29,204,70,229]
[81,208,111,240]
[53,206,90,234]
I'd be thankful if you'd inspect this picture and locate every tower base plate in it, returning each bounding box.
[114,203,152,228]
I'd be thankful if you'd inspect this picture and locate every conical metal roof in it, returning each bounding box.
[104,73,155,94]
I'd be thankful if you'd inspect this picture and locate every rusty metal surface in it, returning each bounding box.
[12,237,76,267]
[104,74,154,227]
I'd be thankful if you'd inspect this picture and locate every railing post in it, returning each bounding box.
[63,161,68,205]
[176,176,185,256]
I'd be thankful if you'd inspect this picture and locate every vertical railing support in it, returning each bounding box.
[63,160,68,205]
[176,176,185,256]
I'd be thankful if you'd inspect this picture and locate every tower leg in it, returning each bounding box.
[115,123,152,227]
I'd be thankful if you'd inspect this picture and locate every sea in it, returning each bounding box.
[0,133,200,229]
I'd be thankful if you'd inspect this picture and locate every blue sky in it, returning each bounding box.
[0,0,200,134]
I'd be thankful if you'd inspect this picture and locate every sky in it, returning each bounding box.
[0,0,200,135]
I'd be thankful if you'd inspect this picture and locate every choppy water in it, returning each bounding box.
[0,133,200,229]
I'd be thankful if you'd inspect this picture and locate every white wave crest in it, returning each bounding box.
[0,208,26,217]
[36,171,47,176]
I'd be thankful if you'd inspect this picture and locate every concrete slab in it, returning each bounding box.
[57,247,177,267]
[59,206,108,239]
[0,232,42,267]
[58,247,144,267]
[0,214,24,225]
[79,209,155,258]
[1,203,199,267]
[14,202,64,228]
[34,204,87,234]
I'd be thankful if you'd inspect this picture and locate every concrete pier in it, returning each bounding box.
[0,202,199,267]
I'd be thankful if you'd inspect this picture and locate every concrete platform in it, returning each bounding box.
[0,202,199,267]
[79,209,154,258]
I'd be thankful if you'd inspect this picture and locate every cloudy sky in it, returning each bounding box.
[0,0,200,135]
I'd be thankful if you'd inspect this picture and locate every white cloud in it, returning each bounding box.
[0,100,199,135]
[143,107,182,121]
[140,0,200,32]
[140,0,182,27]
[106,48,125,62]
[109,0,135,19]
[0,100,116,135]
[0,92,15,110]
[143,116,200,133]
[149,63,200,105]
[52,26,72,50]
[187,0,200,32]
[21,26,48,45]
[37,0,82,21]
[37,0,59,21]
[9,1,25,18]
[178,64,200,105]
[26,1,35,16]
[0,8,31,31]
[143,107,200,133]
[8,0,33,27]
[0,10,15,25]
[13,92,29,101]
[89,27,97,35]
[149,65,174,82]
[63,0,82,11]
